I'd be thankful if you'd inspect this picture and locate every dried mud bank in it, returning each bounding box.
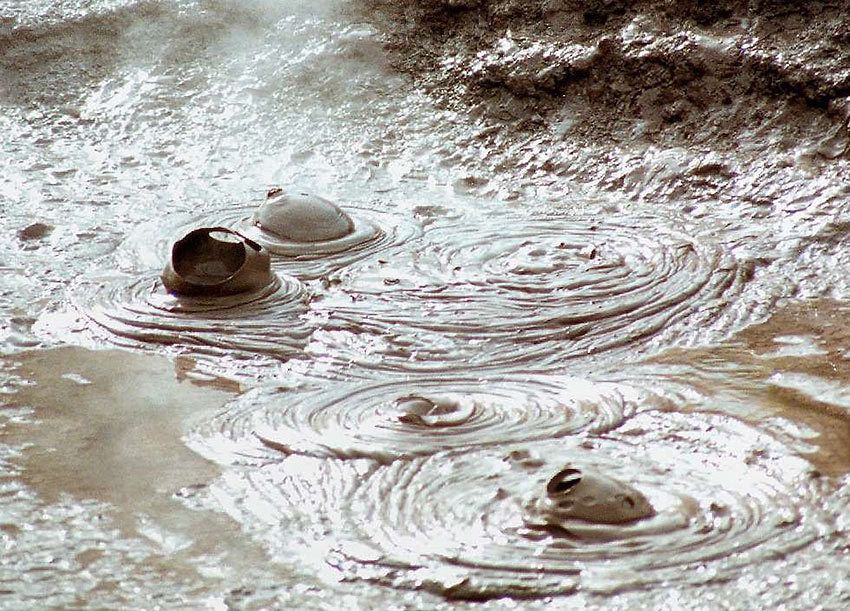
[359,0,850,297]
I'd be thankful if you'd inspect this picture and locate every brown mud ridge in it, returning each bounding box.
[359,0,850,152]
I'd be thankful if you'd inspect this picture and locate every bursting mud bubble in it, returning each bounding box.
[4,0,850,609]
[205,412,829,601]
[115,201,422,281]
[37,270,312,362]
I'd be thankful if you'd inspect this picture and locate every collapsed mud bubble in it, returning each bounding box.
[306,411,823,600]
[161,227,276,297]
[36,269,311,361]
[310,211,745,374]
[37,224,310,362]
[190,375,656,464]
[117,199,421,281]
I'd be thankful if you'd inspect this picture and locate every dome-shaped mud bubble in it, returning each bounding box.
[161,227,276,297]
[254,188,356,243]
[115,188,419,281]
[243,187,388,259]
[526,466,656,538]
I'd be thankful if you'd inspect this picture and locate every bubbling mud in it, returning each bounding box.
[190,375,657,464]
[116,203,421,281]
[191,412,829,601]
[310,212,744,373]
[535,465,656,528]
[315,410,824,599]
[41,270,311,360]
[254,189,356,243]
[161,227,276,297]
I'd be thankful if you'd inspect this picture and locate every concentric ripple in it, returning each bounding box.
[192,376,653,463]
[57,270,311,359]
[310,213,744,373]
[327,411,822,599]
[116,204,422,280]
[215,411,822,600]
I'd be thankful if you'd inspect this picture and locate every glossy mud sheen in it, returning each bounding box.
[310,210,745,373]
[253,190,356,243]
[3,0,850,609]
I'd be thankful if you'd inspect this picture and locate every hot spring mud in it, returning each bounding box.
[3,0,850,609]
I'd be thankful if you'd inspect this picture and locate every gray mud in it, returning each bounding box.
[3,0,850,609]
[362,1,850,154]
[0,348,281,609]
[358,1,850,302]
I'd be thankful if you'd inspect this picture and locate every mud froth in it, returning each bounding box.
[311,212,744,373]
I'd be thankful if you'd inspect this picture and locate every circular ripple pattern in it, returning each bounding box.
[193,375,651,463]
[314,411,822,600]
[311,213,743,373]
[116,205,422,280]
[64,271,311,359]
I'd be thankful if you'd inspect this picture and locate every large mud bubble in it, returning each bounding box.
[115,200,422,282]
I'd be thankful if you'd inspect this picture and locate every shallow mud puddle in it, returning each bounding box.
[4,348,232,514]
[0,348,289,608]
[3,0,850,609]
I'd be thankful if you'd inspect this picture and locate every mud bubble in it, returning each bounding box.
[315,410,824,599]
[253,188,356,244]
[117,194,421,281]
[161,227,276,297]
[39,269,310,362]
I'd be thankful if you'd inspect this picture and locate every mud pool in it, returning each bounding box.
[3,0,850,609]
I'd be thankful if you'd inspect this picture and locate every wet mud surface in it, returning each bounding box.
[636,298,850,477]
[0,348,281,608]
[3,0,850,609]
[311,209,744,373]
[192,374,654,463]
